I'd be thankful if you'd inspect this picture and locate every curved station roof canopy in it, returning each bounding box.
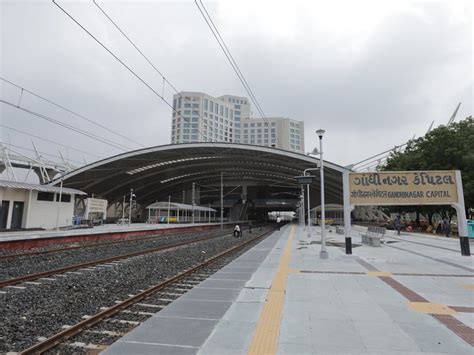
[51,143,349,208]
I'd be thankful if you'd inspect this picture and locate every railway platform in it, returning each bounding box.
[104,223,474,354]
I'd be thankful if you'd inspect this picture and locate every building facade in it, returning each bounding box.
[241,117,304,153]
[171,92,247,144]
[0,180,86,229]
[171,92,305,153]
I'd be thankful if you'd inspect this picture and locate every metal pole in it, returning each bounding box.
[306,184,311,232]
[221,172,224,230]
[192,182,195,224]
[300,185,305,226]
[167,195,171,224]
[122,195,125,222]
[55,178,63,230]
[454,170,470,256]
[319,134,328,259]
[209,203,211,223]
[128,188,133,227]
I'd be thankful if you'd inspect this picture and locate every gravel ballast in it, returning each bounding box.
[0,227,272,352]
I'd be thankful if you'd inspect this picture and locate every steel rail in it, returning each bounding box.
[19,228,273,354]
[0,228,222,260]
[0,233,232,288]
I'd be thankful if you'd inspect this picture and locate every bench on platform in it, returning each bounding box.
[361,226,386,247]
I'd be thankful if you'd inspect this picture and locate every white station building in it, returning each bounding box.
[0,180,86,230]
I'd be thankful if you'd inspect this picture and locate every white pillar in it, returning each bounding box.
[343,171,354,255]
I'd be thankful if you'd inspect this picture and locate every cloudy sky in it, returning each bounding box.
[1,0,472,180]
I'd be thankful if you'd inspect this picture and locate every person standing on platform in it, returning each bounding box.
[443,218,451,238]
[394,215,402,236]
[233,224,241,238]
[276,216,281,231]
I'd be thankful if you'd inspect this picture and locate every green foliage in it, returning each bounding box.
[380,116,473,222]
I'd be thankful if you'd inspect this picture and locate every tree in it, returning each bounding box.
[380,116,473,225]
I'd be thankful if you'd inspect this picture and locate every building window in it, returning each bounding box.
[204,99,208,110]
[225,107,229,118]
[56,194,71,202]
[215,103,219,114]
[37,192,55,201]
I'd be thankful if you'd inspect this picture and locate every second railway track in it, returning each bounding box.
[0,229,236,287]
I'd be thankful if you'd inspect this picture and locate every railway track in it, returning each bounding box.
[0,227,224,260]
[18,228,273,354]
[0,232,232,288]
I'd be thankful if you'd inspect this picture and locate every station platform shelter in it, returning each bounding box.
[104,223,474,354]
[146,202,217,224]
[50,143,350,223]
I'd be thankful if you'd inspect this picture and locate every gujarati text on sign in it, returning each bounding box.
[349,171,458,205]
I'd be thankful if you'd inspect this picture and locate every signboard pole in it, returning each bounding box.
[453,170,470,256]
[343,171,354,255]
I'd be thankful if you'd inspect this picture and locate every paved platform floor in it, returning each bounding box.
[104,224,474,354]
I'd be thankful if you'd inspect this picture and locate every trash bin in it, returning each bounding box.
[468,220,474,237]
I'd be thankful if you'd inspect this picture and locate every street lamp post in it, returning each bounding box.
[316,129,328,259]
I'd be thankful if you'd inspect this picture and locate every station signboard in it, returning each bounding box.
[348,170,458,206]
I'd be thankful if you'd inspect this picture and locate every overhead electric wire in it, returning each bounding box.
[0,123,101,159]
[0,77,144,148]
[1,99,131,151]
[194,0,267,119]
[53,0,209,143]
[92,0,181,95]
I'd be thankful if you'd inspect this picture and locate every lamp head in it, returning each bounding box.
[311,147,319,155]
[316,129,325,139]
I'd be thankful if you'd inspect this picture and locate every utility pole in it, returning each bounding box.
[128,188,133,227]
[192,182,195,224]
[220,172,224,230]
[55,178,63,230]
[167,195,171,224]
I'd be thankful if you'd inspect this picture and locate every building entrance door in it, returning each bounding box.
[11,201,24,229]
[0,201,9,229]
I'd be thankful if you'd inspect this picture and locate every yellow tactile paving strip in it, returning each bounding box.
[464,284,474,291]
[367,271,393,277]
[407,302,457,315]
[247,225,295,355]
